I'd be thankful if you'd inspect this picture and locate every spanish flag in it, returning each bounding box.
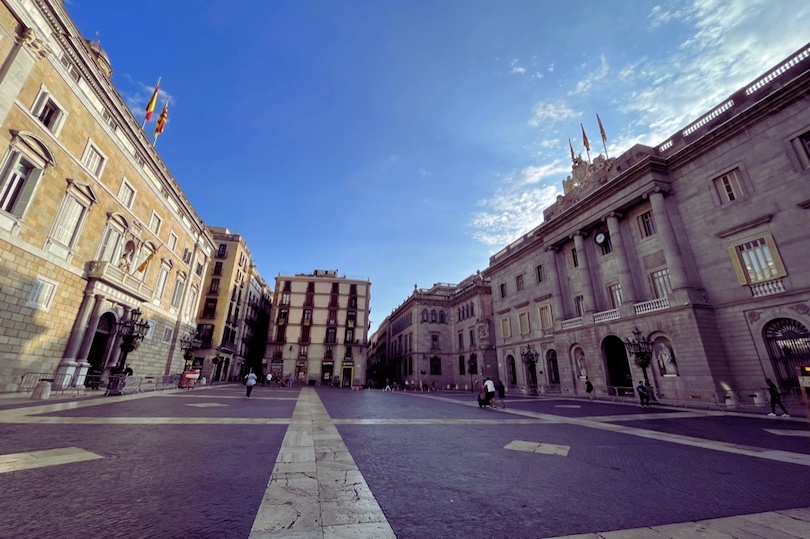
[569,138,575,162]
[581,124,590,152]
[154,100,168,139]
[597,113,607,143]
[136,249,156,273]
[144,78,161,122]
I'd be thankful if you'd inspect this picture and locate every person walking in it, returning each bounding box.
[765,378,789,417]
[483,377,496,409]
[245,371,258,398]
[585,378,595,401]
[636,380,650,407]
[287,372,293,387]
[496,379,506,408]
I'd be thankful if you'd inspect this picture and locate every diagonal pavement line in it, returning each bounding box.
[0,447,103,473]
[249,388,396,539]
[406,392,810,467]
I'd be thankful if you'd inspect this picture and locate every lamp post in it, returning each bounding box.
[115,308,150,371]
[521,344,539,395]
[624,327,653,386]
[180,331,202,368]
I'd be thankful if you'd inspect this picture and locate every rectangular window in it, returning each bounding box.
[572,247,579,268]
[518,311,531,335]
[213,262,223,275]
[168,233,178,252]
[501,317,512,339]
[155,266,169,301]
[299,345,308,357]
[27,277,56,310]
[599,235,613,255]
[459,356,466,376]
[651,269,672,298]
[539,305,553,330]
[713,169,744,204]
[733,237,783,284]
[182,248,192,264]
[32,89,67,135]
[209,278,220,293]
[51,196,85,247]
[535,264,544,283]
[574,295,585,317]
[162,327,173,343]
[326,327,337,344]
[608,283,623,309]
[515,274,524,292]
[82,144,105,177]
[430,356,442,375]
[170,278,185,308]
[431,334,439,349]
[469,329,475,348]
[458,332,464,349]
[638,211,656,238]
[217,244,227,257]
[0,158,33,213]
[118,180,135,209]
[148,212,162,235]
[499,283,507,298]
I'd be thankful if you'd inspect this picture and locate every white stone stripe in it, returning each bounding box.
[544,506,810,538]
[0,447,103,473]
[249,388,395,539]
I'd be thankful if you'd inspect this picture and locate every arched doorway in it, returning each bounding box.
[764,318,810,388]
[507,355,517,385]
[546,349,560,384]
[603,335,632,390]
[87,312,116,372]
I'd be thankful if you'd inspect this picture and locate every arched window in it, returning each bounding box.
[764,318,810,388]
[421,309,428,322]
[439,311,446,323]
[458,308,461,320]
[470,303,475,317]
[430,310,437,322]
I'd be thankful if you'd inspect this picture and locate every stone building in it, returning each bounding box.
[0,0,215,391]
[194,227,270,383]
[268,270,370,387]
[371,273,495,391]
[483,44,810,404]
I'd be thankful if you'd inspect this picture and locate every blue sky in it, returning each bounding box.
[67,0,810,332]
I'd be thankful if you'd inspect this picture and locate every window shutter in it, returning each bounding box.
[727,246,749,285]
[763,235,787,278]
[12,168,42,217]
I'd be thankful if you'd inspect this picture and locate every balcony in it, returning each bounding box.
[560,317,583,330]
[633,297,670,315]
[593,309,620,323]
[750,278,786,297]
[86,260,154,302]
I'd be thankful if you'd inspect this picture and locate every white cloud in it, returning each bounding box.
[511,66,526,74]
[539,139,559,149]
[472,183,562,246]
[570,54,610,95]
[528,101,578,126]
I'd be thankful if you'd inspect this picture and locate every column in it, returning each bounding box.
[544,248,566,325]
[648,190,689,290]
[573,233,596,314]
[605,213,637,303]
[60,292,95,363]
[76,294,107,362]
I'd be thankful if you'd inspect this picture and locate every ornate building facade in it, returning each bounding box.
[268,270,370,387]
[484,44,810,404]
[0,0,215,391]
[370,273,495,391]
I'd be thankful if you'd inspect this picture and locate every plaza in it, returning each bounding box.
[0,386,808,538]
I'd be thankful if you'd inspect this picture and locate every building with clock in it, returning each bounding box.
[483,44,810,404]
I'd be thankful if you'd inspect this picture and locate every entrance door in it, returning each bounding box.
[321,361,334,383]
[546,349,560,384]
[87,313,115,371]
[764,318,810,388]
[342,366,353,387]
[526,360,538,394]
[603,335,632,390]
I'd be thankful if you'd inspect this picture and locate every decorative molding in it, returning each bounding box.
[715,214,773,238]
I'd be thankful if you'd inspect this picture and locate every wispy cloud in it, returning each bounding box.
[472,184,562,246]
[528,101,578,126]
[510,66,526,74]
[570,54,610,95]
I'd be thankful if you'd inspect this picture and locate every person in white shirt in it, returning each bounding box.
[483,377,496,408]
[245,371,258,397]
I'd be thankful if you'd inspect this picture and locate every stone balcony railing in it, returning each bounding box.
[593,309,620,323]
[749,278,785,297]
[633,297,670,315]
[560,317,583,330]
[85,260,154,301]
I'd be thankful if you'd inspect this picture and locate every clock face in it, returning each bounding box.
[595,232,606,245]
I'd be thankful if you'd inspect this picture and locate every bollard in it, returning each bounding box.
[31,380,51,400]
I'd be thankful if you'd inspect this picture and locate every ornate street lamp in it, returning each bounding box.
[521,344,540,395]
[115,308,150,370]
[624,327,653,386]
[180,331,202,364]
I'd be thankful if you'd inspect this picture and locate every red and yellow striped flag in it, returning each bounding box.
[144,78,161,121]
[569,138,575,162]
[597,113,607,143]
[136,249,156,273]
[154,100,168,138]
[581,124,590,152]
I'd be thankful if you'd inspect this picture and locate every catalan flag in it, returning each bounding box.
[597,113,607,143]
[144,78,161,122]
[569,138,575,162]
[136,248,156,273]
[154,100,168,140]
[581,123,590,152]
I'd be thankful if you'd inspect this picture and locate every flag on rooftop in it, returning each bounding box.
[581,124,590,152]
[144,78,160,122]
[597,113,607,143]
